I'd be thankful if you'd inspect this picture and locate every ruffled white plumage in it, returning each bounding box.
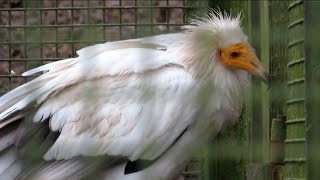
[0,11,252,180]
[41,67,198,161]
[0,34,184,119]
[0,33,201,162]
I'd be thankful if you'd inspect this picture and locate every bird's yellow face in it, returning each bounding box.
[217,43,269,84]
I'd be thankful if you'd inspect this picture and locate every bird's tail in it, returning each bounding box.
[0,116,108,180]
[0,58,77,179]
[0,113,24,179]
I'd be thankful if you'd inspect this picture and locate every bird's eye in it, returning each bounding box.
[230,51,239,58]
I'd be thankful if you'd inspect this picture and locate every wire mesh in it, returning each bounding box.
[0,0,207,93]
[0,0,207,179]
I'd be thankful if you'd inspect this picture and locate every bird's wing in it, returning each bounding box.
[0,33,198,162]
[40,66,197,161]
[0,33,185,119]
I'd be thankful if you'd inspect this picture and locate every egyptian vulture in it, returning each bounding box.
[0,11,268,180]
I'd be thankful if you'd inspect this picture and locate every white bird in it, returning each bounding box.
[0,10,268,180]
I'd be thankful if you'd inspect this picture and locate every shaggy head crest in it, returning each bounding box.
[183,9,247,48]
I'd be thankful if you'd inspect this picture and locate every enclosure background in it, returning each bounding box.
[1,0,319,180]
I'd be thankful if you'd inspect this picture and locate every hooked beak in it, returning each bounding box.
[241,54,269,86]
[238,54,269,85]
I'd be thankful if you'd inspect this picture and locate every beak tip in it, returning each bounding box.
[262,72,270,87]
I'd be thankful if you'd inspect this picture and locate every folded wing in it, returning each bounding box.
[0,33,199,163]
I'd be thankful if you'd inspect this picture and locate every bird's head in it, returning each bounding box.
[182,10,269,85]
[217,42,269,84]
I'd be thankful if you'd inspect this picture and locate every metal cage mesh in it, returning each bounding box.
[0,0,207,179]
[0,0,207,92]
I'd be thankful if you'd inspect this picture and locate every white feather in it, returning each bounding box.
[41,67,197,161]
[0,38,183,120]
[0,11,253,180]
[22,58,77,76]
